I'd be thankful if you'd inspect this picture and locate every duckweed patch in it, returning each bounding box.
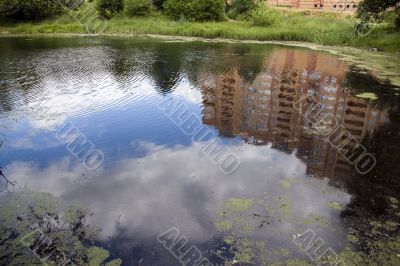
[338,237,400,266]
[220,198,254,213]
[329,201,343,210]
[347,234,359,244]
[355,92,378,100]
[301,213,330,228]
[0,191,121,265]
[215,220,233,231]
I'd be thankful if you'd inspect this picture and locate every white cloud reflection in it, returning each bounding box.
[5,142,350,249]
[172,77,203,104]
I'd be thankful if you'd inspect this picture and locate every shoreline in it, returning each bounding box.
[1,32,399,87]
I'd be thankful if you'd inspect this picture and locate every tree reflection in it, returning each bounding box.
[341,67,400,220]
[338,109,400,265]
[149,46,183,94]
[344,66,400,109]
[344,111,400,216]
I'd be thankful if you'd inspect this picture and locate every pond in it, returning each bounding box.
[0,36,399,266]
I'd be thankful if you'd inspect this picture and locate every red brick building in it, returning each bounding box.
[268,0,360,11]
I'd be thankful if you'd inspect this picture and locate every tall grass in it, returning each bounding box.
[0,4,399,53]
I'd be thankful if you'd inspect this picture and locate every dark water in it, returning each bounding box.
[0,36,399,265]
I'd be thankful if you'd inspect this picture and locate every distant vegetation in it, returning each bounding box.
[0,0,399,52]
[97,0,124,19]
[357,0,400,30]
[124,0,152,17]
[0,0,82,20]
[163,0,225,21]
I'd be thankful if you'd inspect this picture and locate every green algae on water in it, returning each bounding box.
[355,92,378,100]
[0,191,122,266]
[220,198,254,213]
[329,201,343,210]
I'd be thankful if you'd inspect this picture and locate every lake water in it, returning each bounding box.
[0,36,399,265]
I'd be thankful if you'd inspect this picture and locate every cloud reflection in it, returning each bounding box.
[6,141,350,248]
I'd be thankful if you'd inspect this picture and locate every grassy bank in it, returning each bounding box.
[0,3,399,53]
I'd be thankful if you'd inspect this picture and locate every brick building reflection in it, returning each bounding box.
[200,49,388,182]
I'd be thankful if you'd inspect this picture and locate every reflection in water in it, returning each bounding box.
[4,142,350,265]
[0,166,17,192]
[0,191,122,265]
[0,37,399,265]
[200,49,389,183]
[337,111,400,265]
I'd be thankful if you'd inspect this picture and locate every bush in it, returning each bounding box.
[0,0,76,20]
[380,10,400,30]
[152,0,166,10]
[97,0,124,18]
[164,0,225,21]
[395,15,400,29]
[124,0,152,16]
[163,0,188,20]
[227,0,256,19]
[250,6,282,26]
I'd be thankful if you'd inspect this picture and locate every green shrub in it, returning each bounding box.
[194,0,225,21]
[152,0,166,9]
[227,0,256,19]
[164,0,225,21]
[380,10,400,30]
[63,0,85,10]
[250,5,282,26]
[97,0,124,18]
[124,0,152,16]
[395,15,400,29]
[0,0,79,20]
[162,0,187,20]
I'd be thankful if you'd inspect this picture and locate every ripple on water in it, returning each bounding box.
[0,46,159,128]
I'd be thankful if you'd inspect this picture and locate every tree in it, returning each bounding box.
[152,0,166,9]
[0,0,24,16]
[164,0,225,21]
[227,0,257,18]
[357,0,400,30]
[0,0,83,20]
[124,0,152,16]
[96,0,124,19]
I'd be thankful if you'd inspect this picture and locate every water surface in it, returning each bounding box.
[0,36,399,266]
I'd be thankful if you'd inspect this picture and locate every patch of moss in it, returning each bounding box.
[87,246,122,266]
[389,197,399,205]
[301,213,330,228]
[222,198,254,213]
[338,237,400,266]
[233,238,254,264]
[215,220,233,232]
[337,250,363,266]
[355,92,378,100]
[347,234,359,244]
[223,235,234,245]
[0,191,122,266]
[383,221,399,231]
[329,201,343,210]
